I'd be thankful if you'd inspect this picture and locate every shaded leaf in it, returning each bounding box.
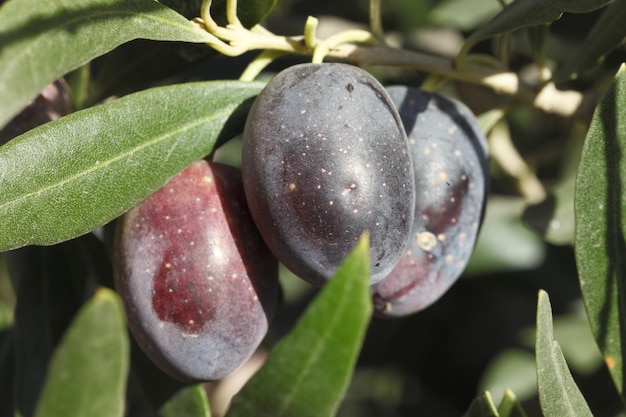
[557,0,626,80]
[227,234,373,417]
[575,63,626,398]
[428,0,505,31]
[465,0,612,47]
[33,288,130,417]
[160,384,211,417]
[0,0,215,128]
[87,0,279,106]
[11,236,105,417]
[536,290,593,417]
[0,81,263,252]
[462,391,499,417]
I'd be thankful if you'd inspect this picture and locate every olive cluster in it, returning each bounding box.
[113,63,488,382]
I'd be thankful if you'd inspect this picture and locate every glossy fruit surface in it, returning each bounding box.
[373,86,489,318]
[242,63,415,286]
[114,160,278,381]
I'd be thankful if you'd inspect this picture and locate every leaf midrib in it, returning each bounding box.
[0,107,232,213]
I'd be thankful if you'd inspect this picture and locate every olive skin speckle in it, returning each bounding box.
[373,86,489,318]
[242,63,415,286]
[114,160,279,382]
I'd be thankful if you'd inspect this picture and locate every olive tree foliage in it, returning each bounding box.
[0,0,625,416]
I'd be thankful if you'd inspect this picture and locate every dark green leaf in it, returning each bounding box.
[575,64,626,397]
[162,0,277,27]
[87,0,277,105]
[536,290,593,417]
[160,384,211,417]
[33,288,130,417]
[0,0,215,128]
[227,234,373,417]
[497,390,528,417]
[465,0,612,46]
[0,81,263,252]
[11,237,102,417]
[461,391,499,417]
[557,1,626,80]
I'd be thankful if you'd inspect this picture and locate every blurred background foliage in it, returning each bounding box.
[1,0,626,416]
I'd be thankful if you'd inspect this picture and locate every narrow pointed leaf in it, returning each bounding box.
[160,384,212,417]
[0,81,262,252]
[465,0,612,46]
[33,288,129,417]
[497,390,528,417]
[227,235,373,417]
[536,290,593,417]
[0,0,215,127]
[462,391,499,417]
[557,1,626,80]
[12,239,100,417]
[575,64,626,397]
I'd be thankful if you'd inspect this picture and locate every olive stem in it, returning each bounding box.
[193,10,594,119]
[489,119,546,203]
[304,16,319,50]
[369,0,385,43]
[239,50,287,81]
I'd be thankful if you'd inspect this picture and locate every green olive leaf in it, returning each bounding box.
[0,81,263,252]
[556,1,626,80]
[33,288,129,417]
[160,384,212,417]
[0,0,215,128]
[11,237,104,417]
[226,234,373,417]
[463,0,612,49]
[497,390,528,417]
[461,391,499,417]
[575,64,626,398]
[535,290,593,417]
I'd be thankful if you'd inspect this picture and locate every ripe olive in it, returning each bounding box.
[114,160,278,381]
[242,63,415,286]
[373,86,489,317]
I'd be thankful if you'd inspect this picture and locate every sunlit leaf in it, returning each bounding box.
[0,0,215,127]
[0,81,262,252]
[227,234,373,417]
[497,390,528,417]
[575,64,626,398]
[33,288,129,417]
[535,290,593,417]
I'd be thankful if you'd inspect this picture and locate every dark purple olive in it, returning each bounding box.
[114,160,278,381]
[373,86,489,318]
[242,63,415,286]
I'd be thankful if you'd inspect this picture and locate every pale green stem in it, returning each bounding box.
[226,0,243,27]
[304,16,319,50]
[239,50,287,81]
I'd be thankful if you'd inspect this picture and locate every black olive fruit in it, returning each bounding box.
[114,160,279,382]
[373,86,489,318]
[242,63,415,286]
